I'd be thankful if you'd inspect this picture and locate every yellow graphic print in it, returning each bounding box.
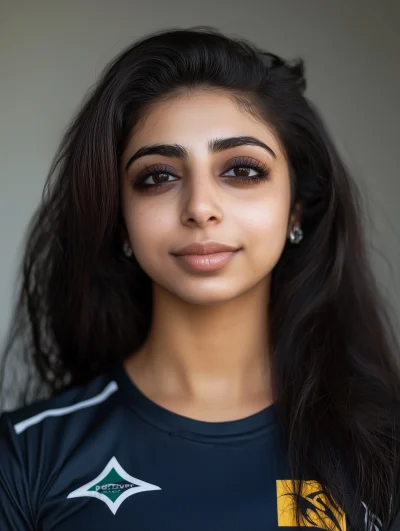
[276,480,347,530]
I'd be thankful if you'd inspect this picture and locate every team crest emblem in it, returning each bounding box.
[67,456,161,514]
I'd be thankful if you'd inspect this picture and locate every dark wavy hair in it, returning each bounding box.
[1,26,400,529]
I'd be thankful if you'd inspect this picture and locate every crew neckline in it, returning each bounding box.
[113,363,277,440]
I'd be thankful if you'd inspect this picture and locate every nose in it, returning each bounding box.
[180,175,223,228]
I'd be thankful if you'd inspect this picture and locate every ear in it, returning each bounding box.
[293,202,302,223]
[288,202,302,234]
[118,217,130,247]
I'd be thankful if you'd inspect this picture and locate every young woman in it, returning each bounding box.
[0,26,399,531]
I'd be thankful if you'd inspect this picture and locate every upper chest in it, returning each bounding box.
[35,439,346,531]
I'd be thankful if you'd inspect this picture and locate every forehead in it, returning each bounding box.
[122,90,283,159]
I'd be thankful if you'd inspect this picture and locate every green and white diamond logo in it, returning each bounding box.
[67,456,161,514]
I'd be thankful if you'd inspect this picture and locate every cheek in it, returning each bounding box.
[123,199,174,259]
[240,189,289,234]
[238,193,290,264]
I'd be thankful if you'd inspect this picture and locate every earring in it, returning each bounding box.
[289,226,303,244]
[122,241,133,257]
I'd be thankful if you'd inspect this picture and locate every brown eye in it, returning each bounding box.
[132,164,179,190]
[224,166,260,178]
[221,156,271,184]
[144,173,177,185]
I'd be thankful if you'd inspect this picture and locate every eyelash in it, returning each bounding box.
[132,156,271,191]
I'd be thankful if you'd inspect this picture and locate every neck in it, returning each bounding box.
[125,278,272,410]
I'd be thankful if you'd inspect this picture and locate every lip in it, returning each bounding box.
[173,241,240,256]
[171,241,241,273]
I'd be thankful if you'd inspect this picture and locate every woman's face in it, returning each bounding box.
[120,90,295,305]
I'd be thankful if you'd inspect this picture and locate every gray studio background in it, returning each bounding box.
[1,1,399,361]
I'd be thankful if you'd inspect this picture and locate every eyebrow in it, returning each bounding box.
[124,135,277,171]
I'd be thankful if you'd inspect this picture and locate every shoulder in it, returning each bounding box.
[0,370,124,527]
[1,370,119,446]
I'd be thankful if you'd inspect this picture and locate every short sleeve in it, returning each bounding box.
[0,413,34,530]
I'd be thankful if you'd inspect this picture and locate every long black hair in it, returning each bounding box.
[1,26,400,529]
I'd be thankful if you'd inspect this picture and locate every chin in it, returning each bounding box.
[168,280,246,306]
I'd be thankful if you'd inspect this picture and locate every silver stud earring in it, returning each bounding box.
[289,226,303,244]
[122,241,133,257]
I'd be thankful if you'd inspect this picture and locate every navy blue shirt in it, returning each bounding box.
[0,365,373,530]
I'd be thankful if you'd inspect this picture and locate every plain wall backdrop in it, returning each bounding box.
[0,0,399,358]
